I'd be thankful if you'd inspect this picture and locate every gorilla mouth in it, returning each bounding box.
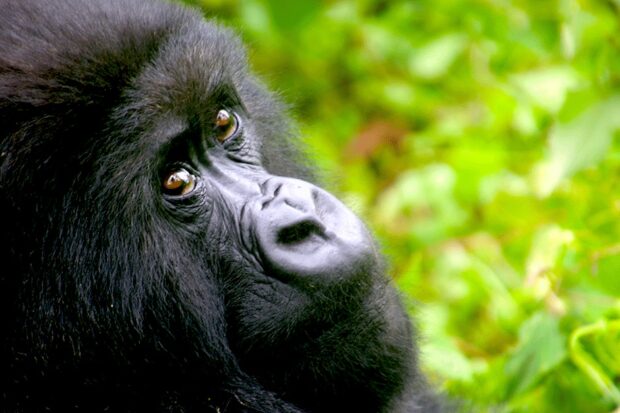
[276,216,329,246]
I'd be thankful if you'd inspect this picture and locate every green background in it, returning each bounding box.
[180,0,620,411]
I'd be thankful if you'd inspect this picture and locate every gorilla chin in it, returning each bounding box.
[0,0,445,412]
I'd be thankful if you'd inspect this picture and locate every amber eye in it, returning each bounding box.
[162,168,196,196]
[214,109,239,143]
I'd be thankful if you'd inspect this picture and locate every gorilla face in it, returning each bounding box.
[0,0,441,412]
[158,107,378,325]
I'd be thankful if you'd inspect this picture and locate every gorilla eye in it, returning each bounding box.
[214,109,239,143]
[162,168,196,196]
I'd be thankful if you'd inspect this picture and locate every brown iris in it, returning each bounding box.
[214,109,238,143]
[162,168,196,196]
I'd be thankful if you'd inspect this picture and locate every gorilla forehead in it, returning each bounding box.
[126,18,250,119]
[1,0,248,126]
[125,30,251,151]
[1,0,260,191]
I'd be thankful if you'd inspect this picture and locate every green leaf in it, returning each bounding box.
[533,95,620,197]
[592,254,620,296]
[419,305,480,382]
[409,33,467,80]
[570,320,620,405]
[525,225,574,299]
[264,0,319,31]
[511,66,581,113]
[505,312,567,397]
[374,164,467,244]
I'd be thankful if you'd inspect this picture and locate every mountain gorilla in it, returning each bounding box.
[0,0,444,412]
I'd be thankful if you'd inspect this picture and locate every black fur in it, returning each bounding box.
[0,0,444,412]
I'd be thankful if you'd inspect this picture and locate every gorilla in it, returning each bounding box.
[0,0,444,412]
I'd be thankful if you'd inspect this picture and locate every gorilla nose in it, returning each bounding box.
[253,177,376,286]
[260,179,331,246]
[260,179,315,213]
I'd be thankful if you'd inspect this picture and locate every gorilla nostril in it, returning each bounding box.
[260,181,284,210]
[284,198,311,213]
[274,183,283,197]
[260,178,282,196]
[276,218,327,245]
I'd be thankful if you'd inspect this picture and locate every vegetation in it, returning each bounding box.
[182,0,620,411]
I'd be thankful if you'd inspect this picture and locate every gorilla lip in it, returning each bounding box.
[275,216,330,246]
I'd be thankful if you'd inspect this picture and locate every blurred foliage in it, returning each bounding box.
[181,0,620,411]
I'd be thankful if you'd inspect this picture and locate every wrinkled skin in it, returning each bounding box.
[0,0,444,412]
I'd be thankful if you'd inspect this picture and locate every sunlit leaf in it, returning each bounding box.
[511,66,581,113]
[409,33,467,80]
[419,305,480,382]
[374,164,467,244]
[533,95,620,197]
[525,225,574,298]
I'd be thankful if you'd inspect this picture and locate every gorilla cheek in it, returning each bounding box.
[250,177,378,288]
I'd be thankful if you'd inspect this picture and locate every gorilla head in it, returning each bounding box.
[0,0,443,412]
